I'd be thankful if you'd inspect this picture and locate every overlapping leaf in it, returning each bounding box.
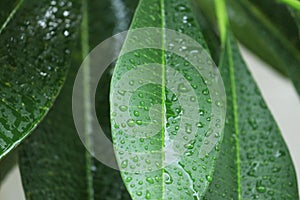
[0,0,81,160]
[197,0,300,95]
[19,0,138,199]
[198,1,299,199]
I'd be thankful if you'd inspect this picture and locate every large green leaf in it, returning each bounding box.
[204,32,299,199]
[277,0,300,38]
[196,0,300,95]
[19,0,138,199]
[0,0,81,160]
[199,1,299,198]
[110,0,226,199]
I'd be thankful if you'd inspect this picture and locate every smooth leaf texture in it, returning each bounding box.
[197,2,299,196]
[110,0,225,199]
[204,32,299,199]
[282,0,300,38]
[19,0,137,199]
[0,0,81,160]
[197,0,300,95]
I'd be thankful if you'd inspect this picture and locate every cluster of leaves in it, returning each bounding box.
[0,0,299,199]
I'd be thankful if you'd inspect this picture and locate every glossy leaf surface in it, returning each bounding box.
[197,0,300,95]
[198,2,299,196]
[110,0,225,199]
[0,0,81,160]
[204,31,299,199]
[19,0,138,199]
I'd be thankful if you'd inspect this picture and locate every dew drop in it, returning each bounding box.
[178,83,190,93]
[145,190,151,199]
[127,119,135,127]
[121,160,128,168]
[206,175,213,182]
[119,105,128,112]
[134,111,140,117]
[146,177,154,184]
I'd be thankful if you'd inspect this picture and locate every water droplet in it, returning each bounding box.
[185,123,192,134]
[129,80,134,85]
[127,119,135,127]
[134,111,140,117]
[125,177,132,182]
[178,83,190,93]
[63,10,70,17]
[119,105,128,112]
[133,156,139,162]
[190,96,196,102]
[40,71,47,77]
[129,58,135,64]
[63,30,69,37]
[145,190,151,199]
[146,177,154,184]
[175,4,188,12]
[121,160,128,168]
[206,175,213,182]
[164,171,173,184]
[202,89,209,95]
[138,93,144,98]
[256,185,266,193]
[197,122,203,128]
[118,90,126,96]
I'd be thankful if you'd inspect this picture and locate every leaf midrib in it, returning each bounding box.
[160,0,167,199]
[226,37,242,200]
[0,0,24,34]
[81,0,94,199]
[215,1,242,197]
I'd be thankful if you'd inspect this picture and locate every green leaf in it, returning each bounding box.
[276,0,300,39]
[110,0,225,199]
[204,31,299,199]
[198,2,299,196]
[0,0,81,160]
[196,0,300,95]
[19,0,138,199]
[0,151,17,182]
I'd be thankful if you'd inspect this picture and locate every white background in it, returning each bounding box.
[0,46,299,199]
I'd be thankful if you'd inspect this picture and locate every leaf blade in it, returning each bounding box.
[197,0,300,95]
[19,0,138,199]
[0,0,81,160]
[110,0,225,199]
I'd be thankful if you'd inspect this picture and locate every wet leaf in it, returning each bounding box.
[18,0,138,199]
[204,31,299,200]
[201,1,299,198]
[110,0,225,199]
[0,0,81,160]
[196,0,300,95]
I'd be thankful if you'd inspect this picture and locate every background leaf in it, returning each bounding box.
[197,2,299,198]
[196,0,300,95]
[19,0,138,199]
[205,32,299,199]
[0,0,81,160]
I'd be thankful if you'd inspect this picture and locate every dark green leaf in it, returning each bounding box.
[0,151,17,182]
[19,0,138,199]
[196,0,300,95]
[0,0,81,160]
[204,31,299,199]
[110,0,225,199]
